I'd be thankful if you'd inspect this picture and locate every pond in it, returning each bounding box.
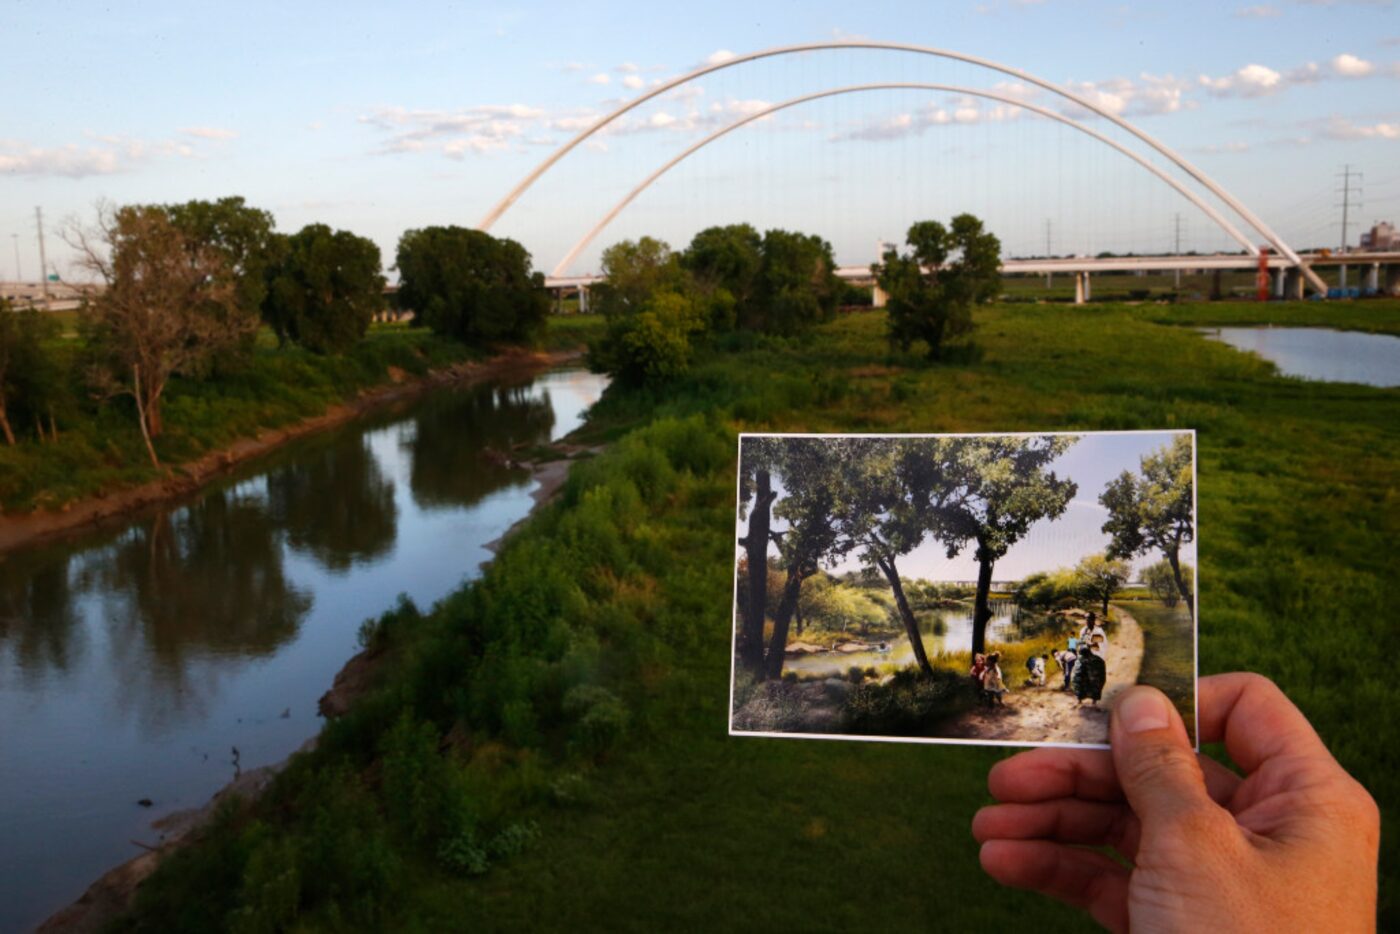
[0,367,608,933]
[782,601,1035,678]
[1201,326,1400,387]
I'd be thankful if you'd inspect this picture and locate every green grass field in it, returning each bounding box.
[115,300,1400,931]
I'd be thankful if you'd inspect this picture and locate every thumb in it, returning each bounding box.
[1111,686,1215,832]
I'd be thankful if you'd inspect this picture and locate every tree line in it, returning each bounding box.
[736,434,1194,681]
[0,199,547,469]
[588,213,1003,386]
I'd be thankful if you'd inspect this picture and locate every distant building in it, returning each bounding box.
[1359,221,1396,252]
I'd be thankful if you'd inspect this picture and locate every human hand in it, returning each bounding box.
[971,673,1379,933]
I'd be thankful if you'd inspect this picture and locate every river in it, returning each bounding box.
[1201,326,1400,388]
[0,367,608,933]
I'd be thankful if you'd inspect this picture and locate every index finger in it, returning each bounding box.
[1198,672,1332,774]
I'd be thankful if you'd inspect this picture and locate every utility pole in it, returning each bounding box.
[1173,213,1182,291]
[1336,165,1361,292]
[11,233,20,284]
[35,207,50,308]
[1044,219,1052,288]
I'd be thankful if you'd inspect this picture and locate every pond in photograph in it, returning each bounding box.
[1201,326,1400,387]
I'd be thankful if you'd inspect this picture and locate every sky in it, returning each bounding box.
[3,1,1398,281]
[749,430,1198,584]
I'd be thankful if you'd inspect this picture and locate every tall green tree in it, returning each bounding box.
[590,238,705,387]
[264,224,384,353]
[396,226,548,346]
[165,196,280,321]
[933,436,1078,655]
[1100,435,1196,616]
[751,228,841,334]
[1143,558,1193,608]
[682,223,761,328]
[877,214,1001,359]
[1075,552,1132,617]
[592,236,687,316]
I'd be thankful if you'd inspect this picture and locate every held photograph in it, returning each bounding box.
[729,430,1197,749]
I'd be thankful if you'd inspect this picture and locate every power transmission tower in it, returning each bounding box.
[1336,165,1362,291]
[1173,213,1182,291]
[35,207,50,307]
[11,233,20,283]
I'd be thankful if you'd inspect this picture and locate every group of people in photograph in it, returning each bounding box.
[970,611,1110,707]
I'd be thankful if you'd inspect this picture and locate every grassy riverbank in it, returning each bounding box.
[114,299,1399,931]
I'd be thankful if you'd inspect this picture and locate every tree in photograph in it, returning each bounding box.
[1100,435,1195,616]
[165,196,280,323]
[395,226,548,346]
[833,437,971,678]
[736,437,781,676]
[263,224,385,353]
[1075,552,1132,617]
[69,204,253,467]
[876,214,1001,359]
[934,436,1078,655]
[1143,557,1193,608]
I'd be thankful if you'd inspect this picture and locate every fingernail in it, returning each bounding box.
[1117,689,1171,734]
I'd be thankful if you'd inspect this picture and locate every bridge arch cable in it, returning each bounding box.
[549,82,1261,277]
[479,40,1324,293]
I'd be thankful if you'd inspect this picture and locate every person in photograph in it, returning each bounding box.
[1025,654,1048,687]
[982,652,1008,706]
[1080,612,1108,656]
[970,652,987,687]
[1055,645,1077,691]
[1073,644,1106,704]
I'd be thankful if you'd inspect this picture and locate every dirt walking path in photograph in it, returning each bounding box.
[943,607,1144,746]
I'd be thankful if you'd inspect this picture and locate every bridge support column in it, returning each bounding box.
[578,285,588,314]
[1385,265,1400,297]
[1365,263,1380,295]
[1073,271,1091,304]
[1273,267,1287,300]
[872,283,887,309]
[1283,268,1305,300]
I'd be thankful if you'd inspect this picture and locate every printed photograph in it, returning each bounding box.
[729,431,1197,748]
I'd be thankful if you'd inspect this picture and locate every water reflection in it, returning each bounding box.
[89,488,313,663]
[405,380,557,510]
[0,549,83,679]
[267,435,398,571]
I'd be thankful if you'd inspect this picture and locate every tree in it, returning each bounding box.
[591,289,706,387]
[1100,435,1195,616]
[165,197,280,322]
[592,236,687,317]
[682,223,761,328]
[396,226,548,345]
[877,214,1001,358]
[1143,558,1193,607]
[264,224,384,353]
[1075,553,1132,617]
[751,228,841,334]
[0,303,63,445]
[934,436,1078,655]
[69,204,254,467]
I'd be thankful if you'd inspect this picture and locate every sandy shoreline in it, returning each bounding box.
[0,347,582,558]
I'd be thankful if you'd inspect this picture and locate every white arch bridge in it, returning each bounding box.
[480,40,1354,297]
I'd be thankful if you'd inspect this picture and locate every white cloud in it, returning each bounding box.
[181,126,238,140]
[615,62,640,73]
[621,74,644,90]
[359,104,547,157]
[1199,62,1284,96]
[705,49,737,66]
[587,72,611,85]
[1317,115,1400,139]
[1332,52,1375,76]
[648,112,677,128]
[0,135,197,178]
[1197,140,1252,154]
[1064,73,1192,116]
[1235,4,1281,15]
